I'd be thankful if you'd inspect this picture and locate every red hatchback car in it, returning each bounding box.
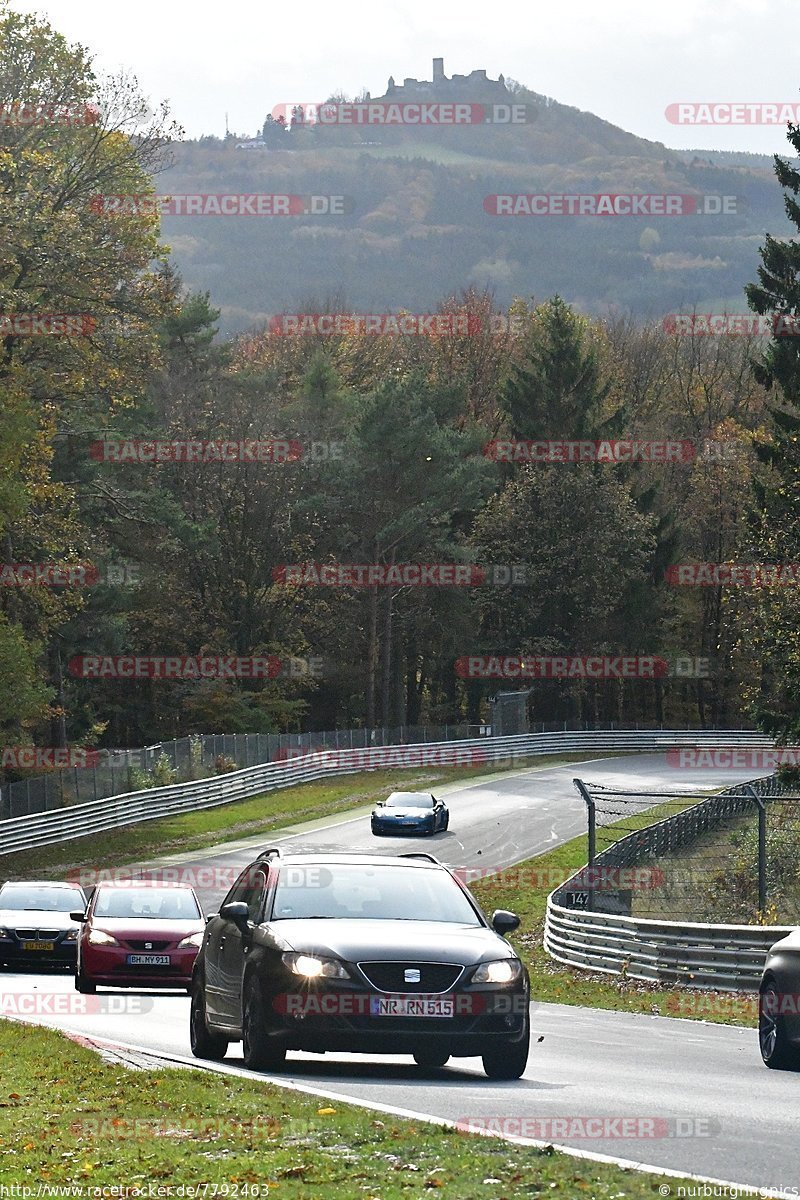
[72,882,205,993]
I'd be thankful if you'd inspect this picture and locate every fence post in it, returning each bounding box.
[573,778,596,911]
[748,785,767,915]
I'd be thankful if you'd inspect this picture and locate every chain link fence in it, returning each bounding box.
[0,723,495,820]
[563,774,800,924]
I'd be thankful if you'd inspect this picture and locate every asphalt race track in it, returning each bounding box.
[3,753,799,1193]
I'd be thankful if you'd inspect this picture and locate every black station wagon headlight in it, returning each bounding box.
[282,952,350,980]
[472,959,521,984]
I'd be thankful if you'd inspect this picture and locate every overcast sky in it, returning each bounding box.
[8,0,798,154]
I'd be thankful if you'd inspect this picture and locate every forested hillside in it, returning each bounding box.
[4,7,800,784]
[160,88,788,337]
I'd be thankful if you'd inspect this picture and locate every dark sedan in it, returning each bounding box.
[0,880,87,969]
[190,849,530,1078]
[371,791,448,836]
[759,928,800,1069]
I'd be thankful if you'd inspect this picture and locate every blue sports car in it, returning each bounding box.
[371,791,449,836]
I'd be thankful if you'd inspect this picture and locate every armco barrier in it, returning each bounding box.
[0,728,775,858]
[543,904,793,991]
[544,773,793,990]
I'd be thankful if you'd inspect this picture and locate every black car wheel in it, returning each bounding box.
[481,1026,530,1080]
[413,1049,450,1069]
[75,972,96,994]
[190,980,228,1061]
[243,979,286,1071]
[759,981,800,1070]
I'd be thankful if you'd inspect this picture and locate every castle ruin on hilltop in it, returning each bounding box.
[377,58,510,102]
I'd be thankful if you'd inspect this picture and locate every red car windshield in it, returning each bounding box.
[94,888,201,920]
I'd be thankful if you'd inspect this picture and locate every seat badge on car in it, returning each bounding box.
[405,968,421,983]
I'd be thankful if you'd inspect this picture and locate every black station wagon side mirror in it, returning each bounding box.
[220,901,251,932]
[491,909,521,935]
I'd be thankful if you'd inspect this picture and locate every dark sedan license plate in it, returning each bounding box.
[370,996,454,1018]
[23,941,54,952]
[127,954,171,966]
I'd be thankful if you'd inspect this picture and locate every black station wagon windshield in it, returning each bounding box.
[271,864,480,924]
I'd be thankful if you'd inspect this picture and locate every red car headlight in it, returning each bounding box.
[177,933,204,950]
[88,929,119,947]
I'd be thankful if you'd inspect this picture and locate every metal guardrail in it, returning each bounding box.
[544,772,794,990]
[0,728,775,858]
[544,905,793,991]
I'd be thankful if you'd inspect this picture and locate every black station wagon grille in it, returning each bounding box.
[357,961,464,993]
[15,929,59,940]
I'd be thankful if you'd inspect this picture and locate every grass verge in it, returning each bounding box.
[0,1021,698,1196]
[471,807,760,1029]
[0,752,619,882]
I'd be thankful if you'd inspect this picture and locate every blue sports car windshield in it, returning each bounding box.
[385,793,434,808]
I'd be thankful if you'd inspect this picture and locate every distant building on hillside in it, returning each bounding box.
[378,58,510,103]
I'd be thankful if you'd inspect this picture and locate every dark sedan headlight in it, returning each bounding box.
[0,926,11,939]
[472,959,522,984]
[282,952,350,980]
[63,928,80,943]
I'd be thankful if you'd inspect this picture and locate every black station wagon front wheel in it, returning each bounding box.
[481,1026,530,1080]
[243,978,287,1071]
